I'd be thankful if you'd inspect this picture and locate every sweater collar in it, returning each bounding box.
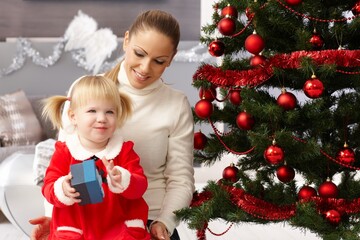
[66,130,124,161]
[118,61,162,96]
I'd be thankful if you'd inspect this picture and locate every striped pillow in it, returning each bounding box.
[0,90,44,147]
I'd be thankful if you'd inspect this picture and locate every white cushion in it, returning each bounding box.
[33,138,56,186]
[0,153,45,236]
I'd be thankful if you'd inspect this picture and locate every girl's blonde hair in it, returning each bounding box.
[104,9,180,83]
[42,75,132,130]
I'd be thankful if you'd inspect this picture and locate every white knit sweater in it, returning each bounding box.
[117,63,195,234]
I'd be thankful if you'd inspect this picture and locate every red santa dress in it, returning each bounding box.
[42,131,150,240]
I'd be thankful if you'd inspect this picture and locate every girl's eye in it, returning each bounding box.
[88,109,96,113]
[106,110,115,114]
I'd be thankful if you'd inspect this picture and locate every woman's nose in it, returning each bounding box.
[140,59,151,72]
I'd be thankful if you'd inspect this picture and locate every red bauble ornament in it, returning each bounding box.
[229,89,242,105]
[194,131,207,150]
[245,7,255,20]
[264,140,284,165]
[309,31,324,50]
[221,4,238,19]
[285,0,302,6]
[325,209,341,226]
[318,179,338,198]
[236,111,255,130]
[208,40,225,57]
[250,54,267,67]
[218,17,236,36]
[352,2,360,15]
[336,143,355,165]
[222,163,239,182]
[199,86,216,102]
[245,32,265,55]
[303,74,324,99]
[276,164,295,183]
[277,89,297,111]
[298,185,317,200]
[194,99,213,119]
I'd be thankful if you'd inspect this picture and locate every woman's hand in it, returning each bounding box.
[28,216,51,240]
[101,157,123,190]
[62,173,81,203]
[150,221,170,240]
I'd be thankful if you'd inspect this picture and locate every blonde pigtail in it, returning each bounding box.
[42,96,69,130]
[117,92,132,128]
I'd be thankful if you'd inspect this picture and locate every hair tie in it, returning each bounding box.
[67,97,71,101]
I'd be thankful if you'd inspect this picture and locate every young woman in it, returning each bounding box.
[30,10,195,240]
[41,75,150,240]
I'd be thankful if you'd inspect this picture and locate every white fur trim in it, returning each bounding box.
[66,130,123,161]
[125,219,145,229]
[54,176,76,206]
[44,198,53,217]
[107,166,131,193]
[57,226,83,235]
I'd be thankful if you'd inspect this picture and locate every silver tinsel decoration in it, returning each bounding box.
[0,38,65,78]
[0,38,212,78]
[0,11,213,78]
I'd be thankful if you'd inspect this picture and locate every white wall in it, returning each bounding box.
[195,0,237,184]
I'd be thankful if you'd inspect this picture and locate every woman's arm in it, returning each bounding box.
[153,95,195,235]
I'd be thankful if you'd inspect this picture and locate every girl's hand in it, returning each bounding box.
[150,221,170,240]
[101,157,123,190]
[62,173,81,203]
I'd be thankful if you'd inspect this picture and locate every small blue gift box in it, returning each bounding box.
[70,159,104,205]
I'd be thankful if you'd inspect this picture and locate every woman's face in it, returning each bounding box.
[122,29,176,89]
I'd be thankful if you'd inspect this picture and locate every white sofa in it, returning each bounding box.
[0,94,57,236]
[0,152,45,235]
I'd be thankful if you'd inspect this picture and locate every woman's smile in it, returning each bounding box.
[133,69,149,81]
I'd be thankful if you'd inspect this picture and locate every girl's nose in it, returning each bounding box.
[97,113,106,122]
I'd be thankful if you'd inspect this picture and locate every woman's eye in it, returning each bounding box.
[155,60,166,65]
[135,51,144,57]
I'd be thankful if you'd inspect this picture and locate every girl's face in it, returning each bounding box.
[68,99,117,152]
[122,29,176,89]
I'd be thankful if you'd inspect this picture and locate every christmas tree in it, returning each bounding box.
[176,0,360,239]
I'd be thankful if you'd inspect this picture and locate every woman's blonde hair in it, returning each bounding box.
[104,9,180,83]
[42,75,132,130]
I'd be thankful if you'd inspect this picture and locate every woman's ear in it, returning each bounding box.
[123,31,130,51]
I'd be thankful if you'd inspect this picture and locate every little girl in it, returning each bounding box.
[41,75,150,240]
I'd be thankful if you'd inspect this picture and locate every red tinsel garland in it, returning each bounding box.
[196,223,208,240]
[193,50,360,87]
[225,186,296,220]
[190,185,360,228]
